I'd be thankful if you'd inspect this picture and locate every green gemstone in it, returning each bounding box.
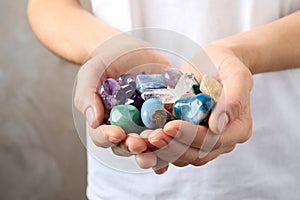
[193,79,201,94]
[110,105,145,134]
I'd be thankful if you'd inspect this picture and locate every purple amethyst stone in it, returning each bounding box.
[118,73,135,85]
[128,90,145,111]
[162,68,182,88]
[98,78,121,109]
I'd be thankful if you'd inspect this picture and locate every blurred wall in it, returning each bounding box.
[0,1,89,199]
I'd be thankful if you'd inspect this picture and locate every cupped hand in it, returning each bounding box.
[74,35,170,161]
[142,44,253,173]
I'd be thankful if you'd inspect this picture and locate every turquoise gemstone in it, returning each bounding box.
[110,105,146,134]
[173,93,215,125]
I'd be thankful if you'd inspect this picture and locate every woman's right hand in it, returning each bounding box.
[74,34,170,170]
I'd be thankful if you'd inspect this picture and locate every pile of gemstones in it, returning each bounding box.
[98,68,223,134]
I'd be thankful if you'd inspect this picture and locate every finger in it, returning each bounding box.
[155,139,198,163]
[88,125,126,148]
[219,111,253,147]
[172,160,189,167]
[152,159,169,175]
[208,57,253,134]
[191,145,235,166]
[147,129,173,149]
[162,120,222,149]
[74,57,106,128]
[135,152,157,169]
[125,133,147,154]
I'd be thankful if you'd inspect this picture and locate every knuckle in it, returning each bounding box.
[227,98,243,120]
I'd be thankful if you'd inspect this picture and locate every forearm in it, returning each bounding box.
[212,10,300,74]
[27,0,120,64]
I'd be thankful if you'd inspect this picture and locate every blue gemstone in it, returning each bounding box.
[136,74,167,93]
[173,93,215,125]
[141,98,164,129]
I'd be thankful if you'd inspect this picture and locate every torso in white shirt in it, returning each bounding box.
[87,1,300,199]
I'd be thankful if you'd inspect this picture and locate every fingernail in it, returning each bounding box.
[86,107,98,128]
[218,112,229,133]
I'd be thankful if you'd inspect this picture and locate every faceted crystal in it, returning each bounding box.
[174,72,195,98]
[141,88,178,103]
[162,68,182,88]
[200,75,223,101]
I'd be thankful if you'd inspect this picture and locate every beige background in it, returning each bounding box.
[0,1,91,199]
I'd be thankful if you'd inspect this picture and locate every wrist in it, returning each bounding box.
[209,33,263,74]
[86,33,151,64]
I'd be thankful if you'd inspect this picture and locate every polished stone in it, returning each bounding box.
[136,74,167,93]
[162,68,182,88]
[141,98,165,129]
[173,93,215,125]
[151,109,175,128]
[164,103,174,114]
[110,104,145,133]
[200,75,223,101]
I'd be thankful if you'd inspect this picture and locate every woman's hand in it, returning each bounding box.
[74,35,170,165]
[144,44,253,172]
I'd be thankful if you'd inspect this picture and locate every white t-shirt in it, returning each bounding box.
[87,1,300,199]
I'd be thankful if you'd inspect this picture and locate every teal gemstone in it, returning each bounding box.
[173,93,215,125]
[110,105,146,134]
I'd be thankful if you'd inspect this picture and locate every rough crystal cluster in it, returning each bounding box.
[97,68,223,134]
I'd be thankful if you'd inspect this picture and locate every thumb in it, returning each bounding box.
[74,56,106,128]
[208,64,253,134]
